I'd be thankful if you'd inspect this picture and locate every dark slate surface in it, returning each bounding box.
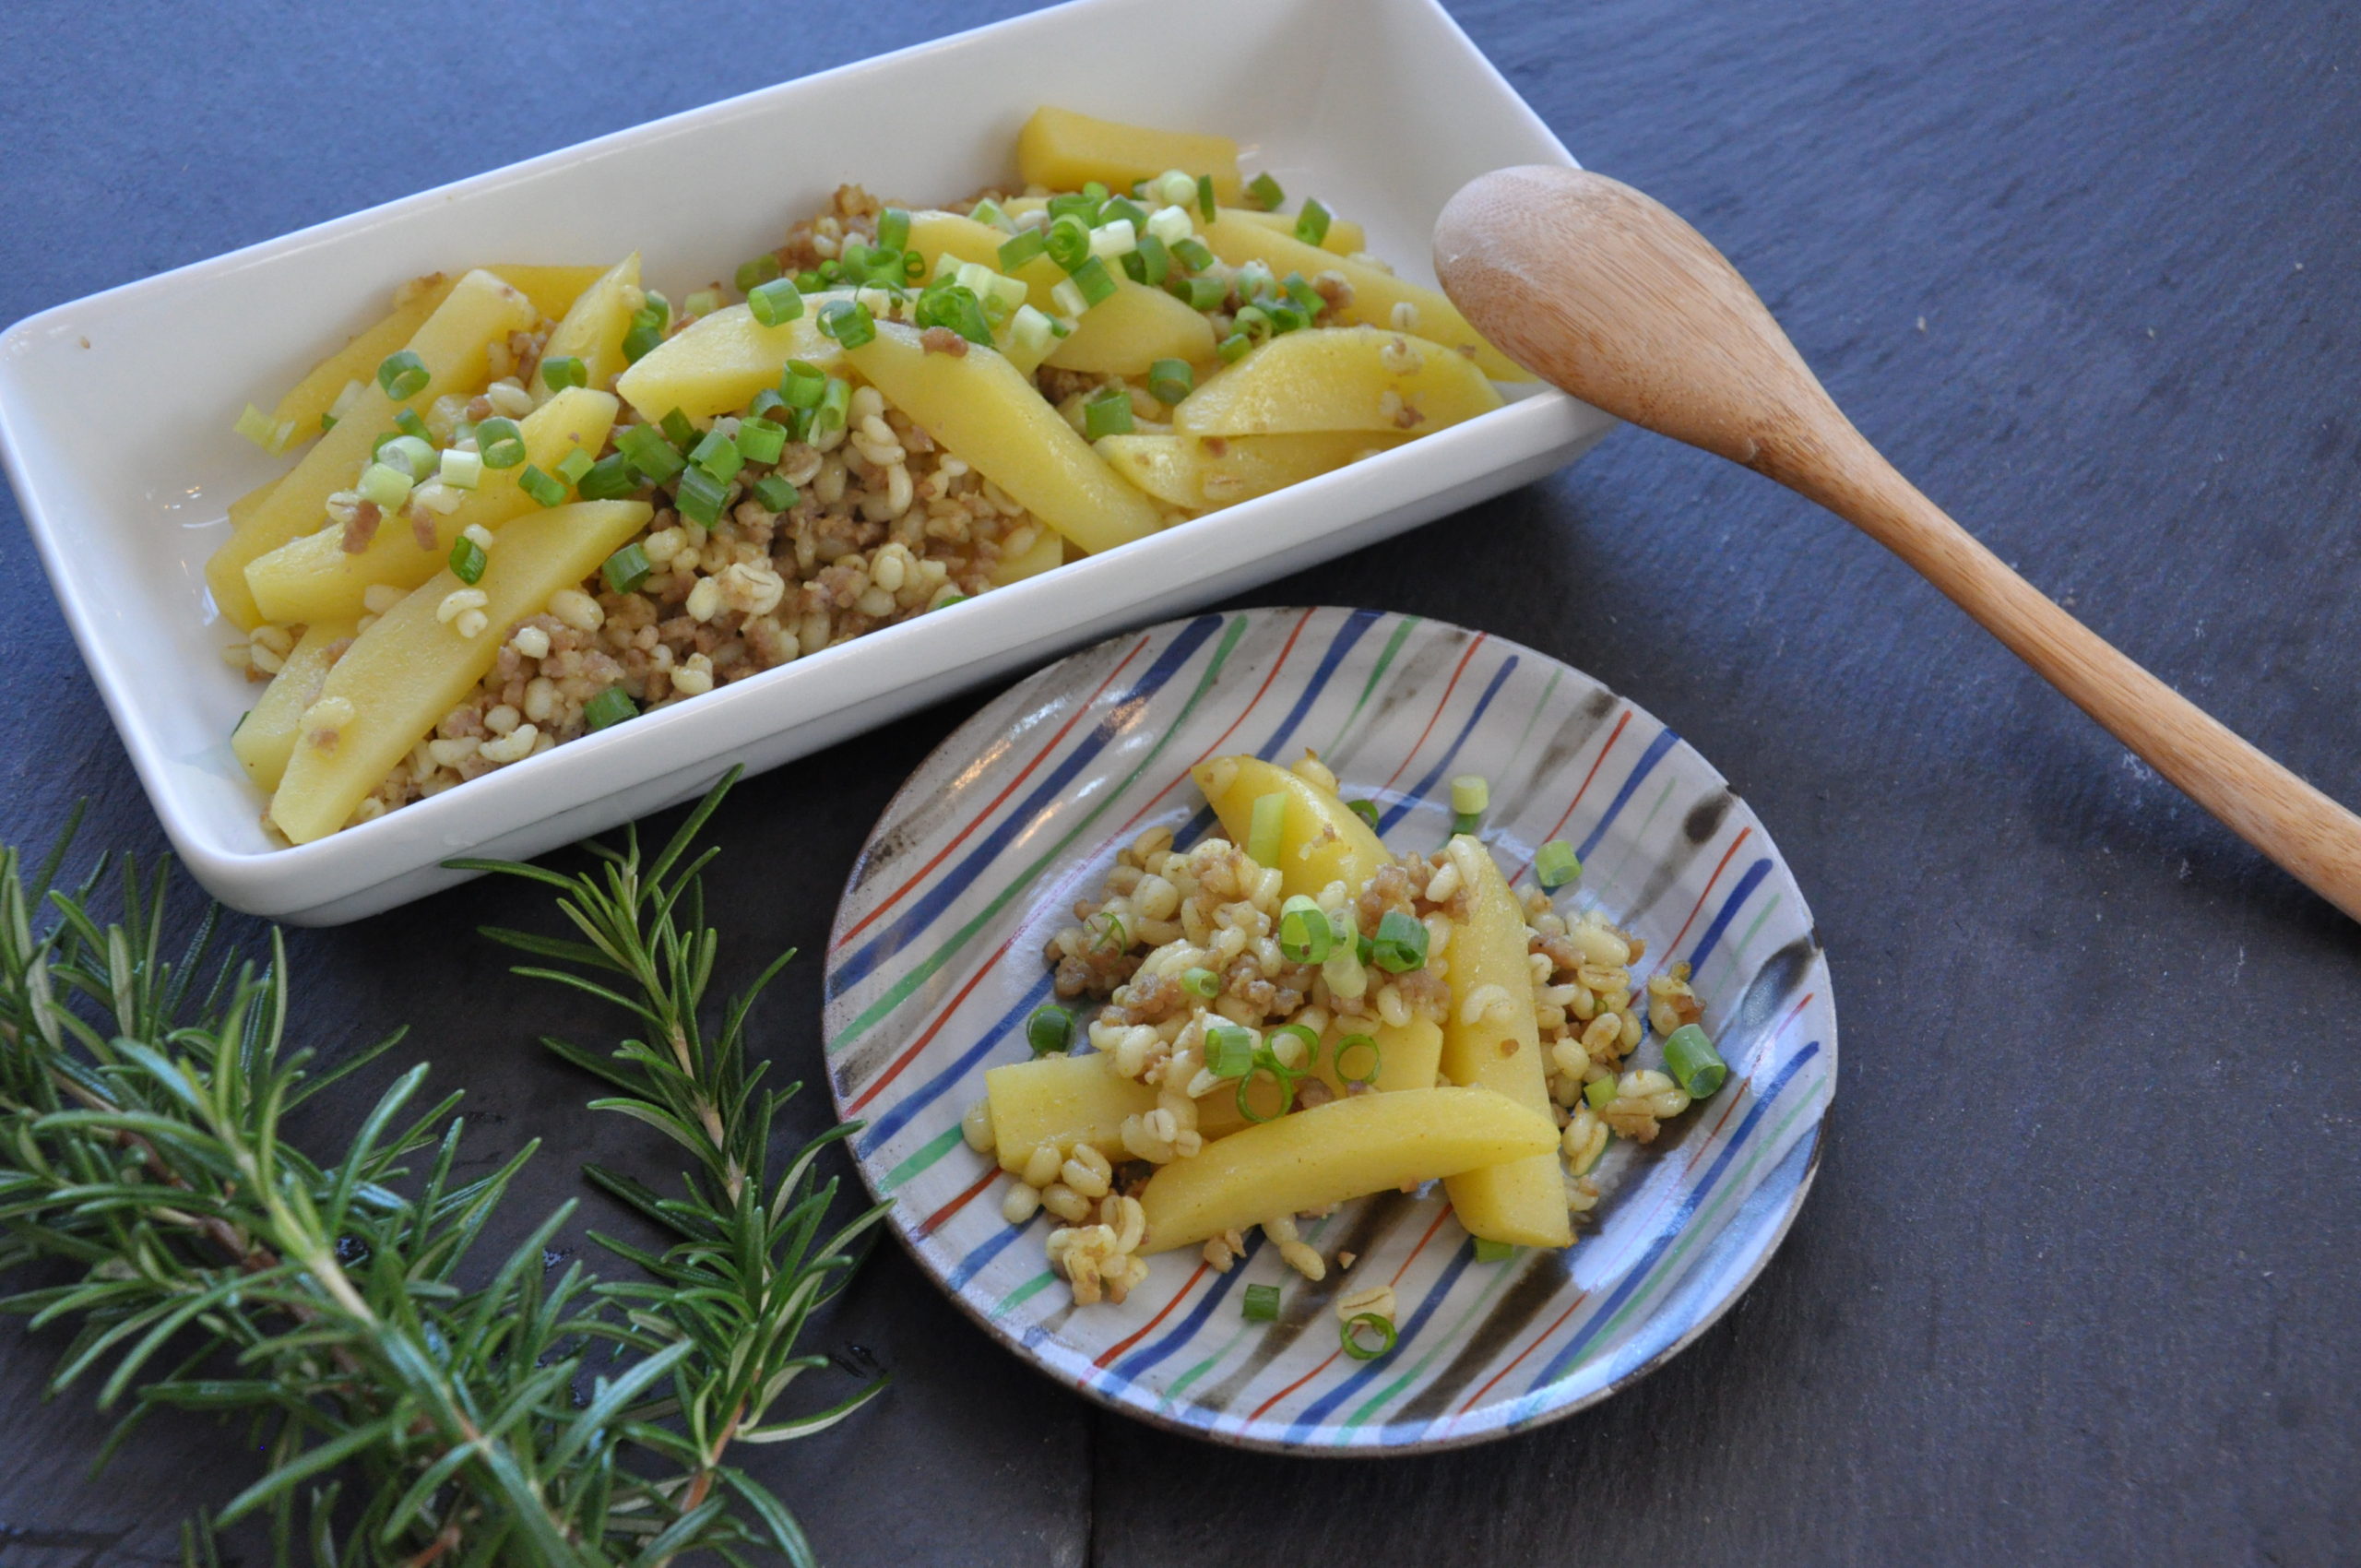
[2,0,2355,1563]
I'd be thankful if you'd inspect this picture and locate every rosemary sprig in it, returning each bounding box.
[0,777,884,1565]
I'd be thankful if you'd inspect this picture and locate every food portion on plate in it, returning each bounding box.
[208,108,1530,846]
[960,751,1729,1355]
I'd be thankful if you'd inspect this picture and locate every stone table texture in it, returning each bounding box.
[2,1,2355,1564]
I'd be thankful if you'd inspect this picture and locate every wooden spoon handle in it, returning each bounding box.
[1798,432,2361,921]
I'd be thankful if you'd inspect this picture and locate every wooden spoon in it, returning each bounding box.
[1433,164,2361,923]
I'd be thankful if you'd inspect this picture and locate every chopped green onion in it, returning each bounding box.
[1044,212,1092,273]
[748,278,804,327]
[1069,255,1118,307]
[1026,1003,1074,1056]
[1216,332,1252,364]
[1180,966,1221,1000]
[439,448,484,490]
[357,462,413,511]
[1099,195,1148,232]
[1535,840,1582,889]
[1341,1313,1395,1360]
[1048,190,1099,225]
[540,354,587,393]
[1584,1076,1619,1111]
[1472,1238,1515,1265]
[641,291,672,327]
[577,452,637,500]
[1169,276,1224,312]
[1241,1283,1281,1323]
[658,408,698,449]
[1663,1025,1727,1099]
[816,260,844,283]
[999,227,1050,271]
[1246,172,1285,210]
[751,474,799,513]
[1246,790,1287,868]
[1146,358,1193,406]
[394,408,433,443]
[690,429,743,482]
[779,360,827,408]
[616,424,684,483]
[555,447,596,485]
[1266,1023,1320,1073]
[1235,1057,1296,1123]
[901,248,929,284]
[376,350,429,400]
[232,402,295,452]
[813,376,852,436]
[1170,236,1215,275]
[517,465,566,507]
[795,268,825,291]
[875,206,911,253]
[1233,303,1275,343]
[1452,777,1489,819]
[378,434,436,480]
[736,416,787,465]
[319,411,337,433]
[1083,386,1134,440]
[1335,1034,1381,1086]
[602,542,651,595]
[916,280,993,346]
[1207,1025,1254,1079]
[1277,895,1335,965]
[584,685,636,731]
[1155,170,1198,208]
[448,535,487,585]
[476,417,527,469]
[1346,798,1381,833]
[969,196,1013,230]
[1370,909,1428,973]
[621,321,663,362]
[1451,812,1484,838]
[734,253,782,292]
[682,288,722,319]
[1285,272,1324,318]
[747,387,789,422]
[1264,299,1311,335]
[932,593,968,611]
[673,465,728,528]
[817,298,875,349]
[1050,279,1088,318]
[1295,198,1334,246]
[1196,172,1217,220]
[1123,233,1170,286]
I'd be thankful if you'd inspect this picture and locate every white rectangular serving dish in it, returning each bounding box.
[0,0,1610,925]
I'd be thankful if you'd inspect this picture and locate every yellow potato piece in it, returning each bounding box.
[267,499,651,844]
[1016,107,1241,204]
[231,618,359,793]
[1174,327,1503,439]
[533,254,640,405]
[1139,1087,1558,1253]
[1044,282,1216,375]
[908,211,1065,315]
[988,525,1065,587]
[207,270,539,630]
[244,389,619,625]
[984,1051,1157,1174]
[226,476,279,532]
[264,285,446,444]
[487,265,606,323]
[1097,431,1405,511]
[1193,1016,1445,1140]
[614,301,840,423]
[1192,753,1389,899]
[844,321,1160,556]
[1436,835,1571,1249]
[1219,207,1368,256]
[1197,213,1531,381]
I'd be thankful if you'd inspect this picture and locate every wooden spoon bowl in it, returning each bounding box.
[1435,165,2361,923]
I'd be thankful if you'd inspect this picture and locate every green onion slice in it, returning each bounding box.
[734,253,782,292]
[475,417,526,469]
[576,452,635,501]
[1180,966,1221,1000]
[540,354,587,392]
[447,535,487,585]
[1370,909,1429,973]
[1026,1003,1074,1056]
[1334,1033,1381,1086]
[1045,212,1091,272]
[1000,227,1050,271]
[658,408,697,449]
[1126,233,1170,286]
[602,542,651,595]
[1451,812,1484,838]
[1241,1283,1280,1323]
[751,474,799,513]
[376,350,429,400]
[1265,1023,1321,1073]
[1147,358,1193,406]
[622,322,663,363]
[1663,1025,1726,1099]
[584,685,636,730]
[875,206,911,253]
[616,424,684,483]
[736,416,788,465]
[1171,236,1215,273]
[1535,839,1582,889]
[1216,332,1252,364]
[1246,172,1285,210]
[779,360,828,408]
[690,429,743,482]
[394,408,433,443]
[1295,198,1334,246]
[1346,798,1381,833]
[1235,1059,1296,1123]
[555,447,596,485]
[1341,1313,1395,1360]
[1246,790,1287,868]
[748,278,804,327]
[518,465,566,507]
[1472,1238,1515,1264]
[1083,386,1134,441]
[1276,896,1335,965]
[813,376,852,435]
[1196,173,1217,220]
[1206,1025,1254,1079]
[816,298,876,349]
[1451,774,1489,816]
[673,465,729,528]
[1584,1075,1619,1111]
[1069,255,1118,307]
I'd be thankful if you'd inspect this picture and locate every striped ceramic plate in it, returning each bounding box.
[823,606,1836,1452]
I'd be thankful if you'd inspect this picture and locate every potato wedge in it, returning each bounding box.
[987,525,1065,587]
[533,254,641,405]
[1192,1016,1445,1140]
[487,265,607,323]
[844,321,1161,555]
[1197,213,1531,381]
[267,500,651,844]
[985,1050,1157,1173]
[231,619,359,793]
[1192,753,1389,899]
[1016,107,1241,204]
[244,389,620,625]
[1436,836,1572,1248]
[1175,327,1502,439]
[208,269,539,630]
[1044,281,1216,375]
[1138,1087,1558,1253]
[1094,434,1201,509]
[614,301,840,423]
[1097,431,1404,511]
[1220,207,1367,256]
[225,476,279,532]
[264,284,447,443]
